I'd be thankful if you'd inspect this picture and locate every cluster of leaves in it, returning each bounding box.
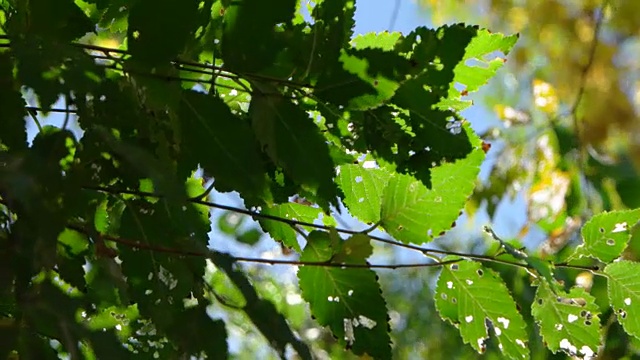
[2,0,640,359]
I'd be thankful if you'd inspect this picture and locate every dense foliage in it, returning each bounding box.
[1,0,640,359]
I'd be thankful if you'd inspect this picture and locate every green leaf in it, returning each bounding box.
[218,211,245,235]
[340,48,408,110]
[118,198,209,330]
[298,231,391,359]
[222,0,296,72]
[337,164,391,224]
[18,0,93,40]
[435,259,529,359]
[128,0,200,66]
[180,90,269,202]
[453,30,518,93]
[167,305,228,358]
[532,280,601,359]
[605,261,640,339]
[250,87,338,208]
[351,31,403,51]
[332,233,373,263]
[380,138,484,243]
[315,33,411,110]
[574,209,640,262]
[236,228,262,246]
[0,53,27,152]
[95,127,186,202]
[307,0,356,80]
[259,202,323,252]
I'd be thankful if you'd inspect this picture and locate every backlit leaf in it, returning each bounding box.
[453,29,518,94]
[298,231,391,359]
[259,202,323,252]
[435,259,529,359]
[605,261,640,340]
[532,281,600,359]
[337,164,391,224]
[380,132,484,243]
[574,209,640,262]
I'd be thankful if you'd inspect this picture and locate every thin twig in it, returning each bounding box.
[80,185,587,271]
[26,108,43,132]
[388,0,401,32]
[25,106,76,114]
[66,223,457,269]
[189,181,216,201]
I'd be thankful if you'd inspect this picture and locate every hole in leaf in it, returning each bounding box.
[451,297,457,304]
[606,239,615,246]
[537,298,543,305]
[441,293,447,300]
[599,227,604,233]
[580,310,587,317]
[355,176,363,183]
[476,269,483,276]
[619,309,627,319]
[450,264,459,271]
[585,320,592,326]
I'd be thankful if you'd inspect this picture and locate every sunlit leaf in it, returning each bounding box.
[435,259,529,359]
[605,261,640,340]
[380,134,484,243]
[452,29,518,94]
[259,202,323,252]
[532,280,600,359]
[574,209,640,262]
[336,164,391,224]
[298,231,391,359]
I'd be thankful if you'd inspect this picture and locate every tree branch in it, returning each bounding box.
[66,223,458,269]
